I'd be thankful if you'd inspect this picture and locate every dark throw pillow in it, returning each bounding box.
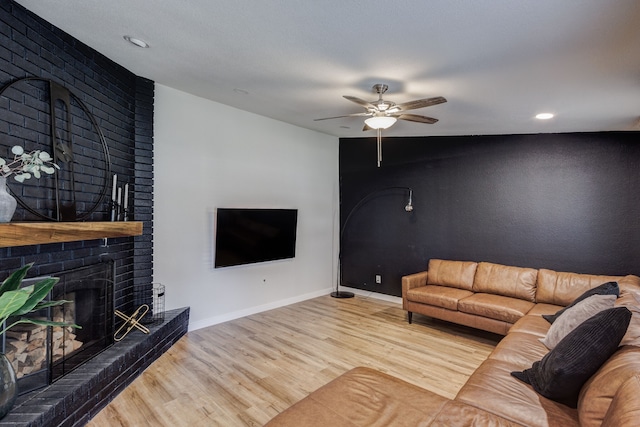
[511,306,632,408]
[543,281,619,324]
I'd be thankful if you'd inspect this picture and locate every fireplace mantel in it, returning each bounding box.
[0,221,143,247]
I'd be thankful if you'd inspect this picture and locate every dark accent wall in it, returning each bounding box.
[340,132,640,296]
[0,1,154,315]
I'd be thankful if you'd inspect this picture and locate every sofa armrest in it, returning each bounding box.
[402,271,428,298]
[602,374,640,427]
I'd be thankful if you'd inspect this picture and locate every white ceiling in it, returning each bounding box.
[15,0,640,138]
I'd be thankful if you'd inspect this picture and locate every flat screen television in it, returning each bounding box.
[214,208,298,268]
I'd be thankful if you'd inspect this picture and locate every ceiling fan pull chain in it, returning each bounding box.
[377,128,382,167]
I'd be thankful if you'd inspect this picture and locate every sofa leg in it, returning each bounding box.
[408,311,413,324]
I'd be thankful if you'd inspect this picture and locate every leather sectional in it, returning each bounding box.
[266,260,640,426]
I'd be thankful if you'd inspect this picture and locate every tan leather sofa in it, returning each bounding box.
[266,260,640,426]
[402,259,639,336]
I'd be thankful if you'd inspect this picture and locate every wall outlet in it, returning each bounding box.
[375,274,382,284]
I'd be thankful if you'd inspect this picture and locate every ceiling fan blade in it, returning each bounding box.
[314,112,371,121]
[363,123,372,131]
[397,113,439,124]
[343,95,376,109]
[395,96,447,111]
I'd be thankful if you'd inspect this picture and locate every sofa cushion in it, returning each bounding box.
[617,274,640,295]
[426,259,478,291]
[511,307,632,408]
[601,374,640,427]
[473,262,538,302]
[577,345,640,427]
[526,303,564,317]
[404,300,513,335]
[536,269,621,307]
[540,294,617,349]
[456,359,579,427]
[433,400,523,427]
[405,285,473,311]
[509,315,552,338]
[615,289,640,347]
[489,331,550,369]
[458,293,534,324]
[264,367,449,427]
[542,281,619,324]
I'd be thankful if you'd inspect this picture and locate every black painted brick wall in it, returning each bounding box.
[0,1,154,315]
[132,77,154,311]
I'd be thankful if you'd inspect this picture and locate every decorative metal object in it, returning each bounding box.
[114,305,150,341]
[0,77,112,221]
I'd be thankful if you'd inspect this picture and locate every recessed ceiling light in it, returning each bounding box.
[123,36,149,48]
[233,88,249,95]
[535,113,554,120]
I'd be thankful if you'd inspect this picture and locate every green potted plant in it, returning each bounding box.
[0,263,80,419]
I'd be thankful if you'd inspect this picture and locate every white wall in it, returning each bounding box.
[153,84,339,330]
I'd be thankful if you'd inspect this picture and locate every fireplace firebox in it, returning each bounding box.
[1,261,114,395]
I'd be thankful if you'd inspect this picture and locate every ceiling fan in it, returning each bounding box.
[315,84,446,167]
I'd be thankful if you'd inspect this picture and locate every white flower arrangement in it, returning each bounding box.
[0,145,59,183]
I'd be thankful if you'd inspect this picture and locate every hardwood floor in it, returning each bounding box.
[87,295,500,427]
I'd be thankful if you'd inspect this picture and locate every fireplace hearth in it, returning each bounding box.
[0,259,190,427]
[0,307,189,427]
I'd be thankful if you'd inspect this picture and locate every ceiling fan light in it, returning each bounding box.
[365,116,397,129]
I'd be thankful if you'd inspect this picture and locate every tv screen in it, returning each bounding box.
[214,208,298,268]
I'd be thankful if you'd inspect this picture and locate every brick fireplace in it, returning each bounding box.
[0,1,183,425]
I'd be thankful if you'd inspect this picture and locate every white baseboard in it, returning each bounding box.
[341,286,402,304]
[188,286,402,331]
[188,287,334,331]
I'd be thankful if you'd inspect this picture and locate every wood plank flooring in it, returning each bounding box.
[87,295,500,427]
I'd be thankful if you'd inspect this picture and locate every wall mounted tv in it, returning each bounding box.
[214,208,298,268]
